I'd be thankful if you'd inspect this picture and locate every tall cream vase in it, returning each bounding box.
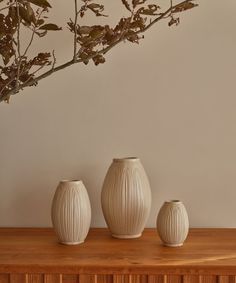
[156,200,189,247]
[51,180,91,245]
[101,157,152,239]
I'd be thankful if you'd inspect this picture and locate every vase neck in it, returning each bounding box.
[113,157,140,163]
[60,180,82,185]
[165,200,182,205]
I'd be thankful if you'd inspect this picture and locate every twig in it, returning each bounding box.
[22,9,44,58]
[16,0,21,88]
[73,0,79,61]
[0,78,15,97]
[0,3,15,12]
[21,63,48,87]
[51,50,56,70]
[23,27,36,58]
[136,0,194,34]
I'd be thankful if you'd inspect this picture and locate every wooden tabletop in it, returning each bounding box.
[1,228,236,275]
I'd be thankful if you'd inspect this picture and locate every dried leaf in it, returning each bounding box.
[121,0,131,12]
[130,17,146,31]
[79,53,90,65]
[138,5,160,16]
[114,17,130,33]
[26,3,36,25]
[19,6,31,24]
[132,0,146,8]
[36,19,44,26]
[0,35,15,65]
[31,52,51,65]
[79,26,93,34]
[0,14,5,38]
[126,30,139,43]
[35,29,47,37]
[92,54,105,65]
[8,7,18,33]
[87,3,107,17]
[87,3,102,9]
[28,0,51,8]
[89,26,105,40]
[168,16,180,26]
[39,23,62,30]
[172,1,198,13]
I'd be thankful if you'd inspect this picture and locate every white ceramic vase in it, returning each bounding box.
[156,200,189,247]
[101,157,152,239]
[51,180,91,245]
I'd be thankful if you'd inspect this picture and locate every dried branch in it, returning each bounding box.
[0,0,198,103]
[73,0,79,61]
[51,50,56,70]
[16,0,21,88]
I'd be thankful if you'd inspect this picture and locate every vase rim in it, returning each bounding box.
[113,157,140,162]
[60,179,82,184]
[165,199,182,204]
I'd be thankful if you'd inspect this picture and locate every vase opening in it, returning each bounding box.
[113,157,139,162]
[166,200,181,204]
[60,179,82,184]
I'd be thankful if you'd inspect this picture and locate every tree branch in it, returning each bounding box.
[0,0,197,103]
[73,0,79,61]
[16,0,21,88]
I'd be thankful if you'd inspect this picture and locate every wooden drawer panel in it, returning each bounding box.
[1,274,236,283]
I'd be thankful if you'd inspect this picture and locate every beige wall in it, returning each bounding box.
[0,0,236,228]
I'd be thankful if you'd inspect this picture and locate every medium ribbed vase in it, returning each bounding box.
[51,180,91,245]
[156,200,189,247]
[101,157,152,239]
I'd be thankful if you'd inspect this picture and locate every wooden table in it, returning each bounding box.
[0,228,236,283]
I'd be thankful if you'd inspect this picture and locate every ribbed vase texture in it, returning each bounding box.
[51,180,91,245]
[156,200,189,247]
[101,157,152,238]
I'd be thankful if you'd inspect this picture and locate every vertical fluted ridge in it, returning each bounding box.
[51,181,91,245]
[156,201,189,247]
[101,158,152,238]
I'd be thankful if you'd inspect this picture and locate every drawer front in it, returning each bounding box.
[0,274,235,283]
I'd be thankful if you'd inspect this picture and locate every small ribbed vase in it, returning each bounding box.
[101,157,152,239]
[156,200,189,247]
[51,180,91,245]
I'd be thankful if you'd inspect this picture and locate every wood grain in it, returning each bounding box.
[79,275,96,283]
[1,228,236,275]
[148,275,164,283]
[9,274,26,283]
[44,274,62,283]
[0,274,9,283]
[96,275,113,283]
[2,275,236,283]
[165,275,182,283]
[199,276,217,283]
[62,274,78,283]
[219,276,236,283]
[183,275,199,283]
[28,274,44,283]
[113,275,130,283]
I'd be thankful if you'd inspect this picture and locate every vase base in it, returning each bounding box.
[60,241,84,245]
[112,233,142,239]
[163,243,183,247]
